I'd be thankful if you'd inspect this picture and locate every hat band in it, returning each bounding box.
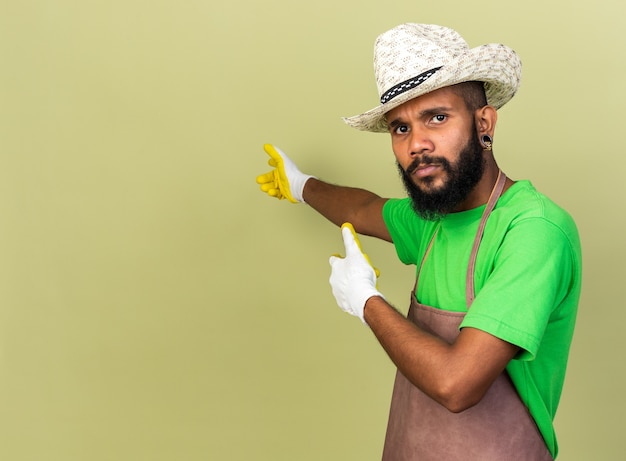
[380,66,443,104]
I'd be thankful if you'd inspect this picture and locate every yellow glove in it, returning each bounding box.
[335,223,381,278]
[255,144,315,203]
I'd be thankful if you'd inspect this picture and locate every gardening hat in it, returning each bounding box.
[343,23,522,133]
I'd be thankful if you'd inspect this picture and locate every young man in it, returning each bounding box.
[256,23,581,460]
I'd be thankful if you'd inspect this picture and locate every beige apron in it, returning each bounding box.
[382,172,553,461]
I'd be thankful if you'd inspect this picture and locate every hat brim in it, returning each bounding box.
[342,43,521,133]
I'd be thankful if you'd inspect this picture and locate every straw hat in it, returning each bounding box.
[343,23,522,133]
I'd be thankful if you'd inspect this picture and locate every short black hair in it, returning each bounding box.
[451,81,488,112]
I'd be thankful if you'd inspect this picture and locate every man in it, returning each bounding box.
[256,23,581,460]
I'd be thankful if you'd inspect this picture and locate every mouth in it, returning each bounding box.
[410,163,440,179]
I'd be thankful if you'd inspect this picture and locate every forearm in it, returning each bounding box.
[303,178,391,242]
[363,296,462,409]
[363,296,517,412]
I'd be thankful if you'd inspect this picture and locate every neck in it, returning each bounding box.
[455,159,510,212]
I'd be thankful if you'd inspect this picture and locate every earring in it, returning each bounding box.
[481,134,493,151]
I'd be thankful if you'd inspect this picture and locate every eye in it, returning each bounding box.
[431,114,447,124]
[393,124,409,135]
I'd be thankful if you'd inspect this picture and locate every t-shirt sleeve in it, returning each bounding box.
[460,217,575,361]
[383,198,425,264]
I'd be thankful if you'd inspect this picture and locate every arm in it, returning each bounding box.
[303,179,391,242]
[256,144,391,242]
[363,297,519,412]
[329,226,519,413]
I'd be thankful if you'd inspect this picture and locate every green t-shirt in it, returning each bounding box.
[382,180,582,458]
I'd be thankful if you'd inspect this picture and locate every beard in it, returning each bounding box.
[397,128,485,221]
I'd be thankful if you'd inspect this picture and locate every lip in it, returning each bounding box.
[412,164,439,178]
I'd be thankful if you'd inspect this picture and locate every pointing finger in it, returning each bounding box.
[264,144,284,163]
[341,225,362,257]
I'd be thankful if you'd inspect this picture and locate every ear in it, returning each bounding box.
[475,105,497,137]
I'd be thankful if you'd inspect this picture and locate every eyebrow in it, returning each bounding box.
[387,118,403,131]
[419,106,453,117]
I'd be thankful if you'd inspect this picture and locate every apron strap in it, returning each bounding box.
[465,170,507,307]
[413,224,440,293]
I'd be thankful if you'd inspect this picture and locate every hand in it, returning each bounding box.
[255,144,315,203]
[329,223,384,324]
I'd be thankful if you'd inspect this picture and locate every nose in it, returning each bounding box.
[407,127,433,158]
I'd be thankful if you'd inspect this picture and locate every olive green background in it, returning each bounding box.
[0,0,623,459]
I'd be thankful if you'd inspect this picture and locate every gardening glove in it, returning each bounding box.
[329,223,384,325]
[256,144,315,203]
